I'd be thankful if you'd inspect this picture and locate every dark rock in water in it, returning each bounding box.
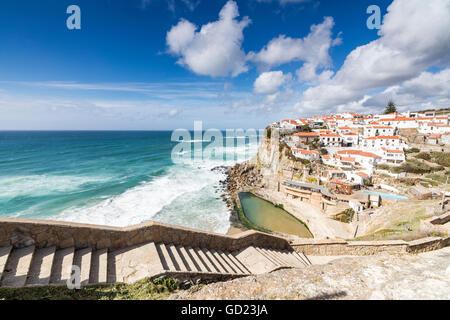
[211,166,229,174]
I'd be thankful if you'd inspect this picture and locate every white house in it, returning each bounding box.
[378,117,418,129]
[292,148,320,161]
[379,147,406,165]
[362,135,404,151]
[363,126,396,138]
[347,171,370,185]
[320,133,342,147]
[342,132,359,147]
[418,122,450,135]
[336,150,382,170]
[280,120,298,130]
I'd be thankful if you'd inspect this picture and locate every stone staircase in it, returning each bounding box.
[0,242,311,288]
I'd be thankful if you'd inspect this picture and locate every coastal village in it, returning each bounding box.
[259,108,450,238]
[225,107,450,241]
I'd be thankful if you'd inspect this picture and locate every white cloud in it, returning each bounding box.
[295,0,450,113]
[363,68,450,109]
[166,0,251,77]
[256,0,311,5]
[253,71,290,94]
[248,16,340,81]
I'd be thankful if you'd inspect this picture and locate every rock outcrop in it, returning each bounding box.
[170,247,450,300]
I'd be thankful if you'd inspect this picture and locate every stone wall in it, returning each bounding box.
[1,217,448,256]
[427,212,450,225]
[291,237,450,255]
[0,217,291,251]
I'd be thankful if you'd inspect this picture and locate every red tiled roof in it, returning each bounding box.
[356,172,369,178]
[320,133,340,137]
[382,147,404,153]
[292,148,319,155]
[337,150,381,158]
[294,132,319,137]
[364,136,400,140]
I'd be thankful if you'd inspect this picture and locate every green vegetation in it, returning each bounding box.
[306,177,317,184]
[405,148,420,154]
[415,152,431,161]
[266,127,271,139]
[379,159,444,175]
[430,152,450,167]
[297,124,312,132]
[384,100,397,114]
[275,203,284,209]
[426,173,450,184]
[0,277,183,300]
[353,205,448,241]
[334,209,355,224]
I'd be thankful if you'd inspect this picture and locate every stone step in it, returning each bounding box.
[0,246,12,280]
[108,242,163,284]
[73,248,92,286]
[234,247,279,274]
[177,245,196,272]
[294,251,312,266]
[156,243,176,271]
[211,249,236,274]
[261,248,286,266]
[278,250,304,268]
[269,249,294,266]
[1,246,35,287]
[285,251,306,267]
[26,247,56,286]
[254,247,282,267]
[227,251,251,274]
[50,247,75,285]
[194,247,214,273]
[89,248,108,284]
[203,248,226,273]
[167,244,188,272]
[186,246,208,272]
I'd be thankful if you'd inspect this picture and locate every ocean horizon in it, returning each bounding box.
[0,130,261,234]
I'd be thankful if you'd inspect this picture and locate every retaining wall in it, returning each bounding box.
[0,217,448,256]
[291,237,450,255]
[0,218,291,251]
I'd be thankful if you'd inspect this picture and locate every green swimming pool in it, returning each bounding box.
[238,192,313,238]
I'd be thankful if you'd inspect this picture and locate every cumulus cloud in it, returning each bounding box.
[295,0,450,112]
[253,71,291,94]
[248,16,340,82]
[364,68,450,109]
[166,0,251,77]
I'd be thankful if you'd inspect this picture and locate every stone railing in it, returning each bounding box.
[0,217,291,251]
[290,237,450,255]
[1,217,448,256]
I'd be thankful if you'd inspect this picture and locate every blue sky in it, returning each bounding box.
[0,0,449,130]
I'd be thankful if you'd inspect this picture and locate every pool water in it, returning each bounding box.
[363,191,408,200]
[238,192,313,238]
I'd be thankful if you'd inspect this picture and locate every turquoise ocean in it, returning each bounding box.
[0,131,260,234]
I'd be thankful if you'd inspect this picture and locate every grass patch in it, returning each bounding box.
[334,208,355,224]
[426,173,450,184]
[353,206,447,241]
[0,277,183,300]
[430,152,450,167]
